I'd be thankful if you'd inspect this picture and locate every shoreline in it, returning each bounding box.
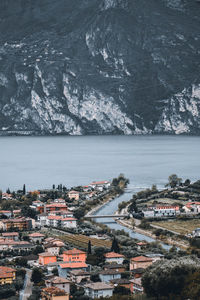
[85,190,122,217]
[116,218,188,250]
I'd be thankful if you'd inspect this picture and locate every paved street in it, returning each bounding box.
[20,269,33,300]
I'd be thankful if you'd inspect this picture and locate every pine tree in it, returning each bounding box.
[6,188,11,194]
[23,184,26,195]
[87,240,92,255]
[111,238,120,253]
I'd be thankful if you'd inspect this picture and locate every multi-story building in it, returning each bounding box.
[99,270,121,283]
[63,248,86,263]
[29,232,45,243]
[142,205,180,219]
[89,181,111,191]
[84,282,113,299]
[45,277,70,294]
[0,217,32,231]
[2,232,19,241]
[0,266,16,285]
[39,253,57,266]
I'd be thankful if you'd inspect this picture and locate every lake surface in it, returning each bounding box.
[0,135,200,192]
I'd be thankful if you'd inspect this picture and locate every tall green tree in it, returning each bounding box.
[142,256,200,299]
[166,174,182,188]
[23,184,26,195]
[87,240,92,255]
[31,268,44,284]
[111,238,120,253]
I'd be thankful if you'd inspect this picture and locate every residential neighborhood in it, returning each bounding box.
[0,175,200,299]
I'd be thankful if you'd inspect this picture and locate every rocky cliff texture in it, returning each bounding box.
[0,0,200,135]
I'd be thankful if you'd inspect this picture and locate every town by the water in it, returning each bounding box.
[0,174,200,300]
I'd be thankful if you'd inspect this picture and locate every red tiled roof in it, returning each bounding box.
[39,252,57,257]
[46,203,67,208]
[29,232,45,237]
[60,262,88,269]
[0,266,16,279]
[63,248,86,255]
[90,181,110,185]
[61,217,77,221]
[2,232,19,236]
[104,252,125,258]
[47,216,62,220]
[131,256,153,262]
[155,205,179,210]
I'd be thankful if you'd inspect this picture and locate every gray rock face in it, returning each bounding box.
[0,0,200,135]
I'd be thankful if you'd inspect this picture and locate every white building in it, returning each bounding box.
[45,276,71,294]
[193,228,200,237]
[61,217,77,229]
[104,252,125,264]
[84,282,113,299]
[89,181,111,191]
[142,206,180,219]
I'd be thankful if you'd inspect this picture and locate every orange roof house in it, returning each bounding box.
[104,252,125,264]
[63,248,86,263]
[39,252,57,266]
[130,256,153,271]
[0,266,16,285]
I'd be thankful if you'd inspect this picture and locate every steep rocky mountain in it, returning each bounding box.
[0,0,200,135]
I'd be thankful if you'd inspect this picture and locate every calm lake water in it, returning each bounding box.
[0,135,200,192]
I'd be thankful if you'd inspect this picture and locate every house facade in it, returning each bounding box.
[99,270,121,283]
[130,256,153,270]
[142,205,180,218]
[104,252,125,264]
[29,232,45,243]
[58,262,88,278]
[84,282,113,299]
[0,217,32,231]
[45,276,70,294]
[0,266,16,285]
[41,287,69,300]
[68,191,80,201]
[39,253,57,265]
[2,232,19,240]
[63,248,86,263]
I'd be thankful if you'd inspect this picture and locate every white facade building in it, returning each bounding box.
[84,282,113,299]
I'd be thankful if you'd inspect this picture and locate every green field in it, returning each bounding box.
[151,219,200,235]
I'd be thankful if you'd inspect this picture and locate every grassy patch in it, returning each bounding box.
[151,219,200,235]
[58,234,112,249]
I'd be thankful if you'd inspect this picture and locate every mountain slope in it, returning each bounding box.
[0,0,200,135]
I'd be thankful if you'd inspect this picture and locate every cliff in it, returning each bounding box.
[0,0,200,135]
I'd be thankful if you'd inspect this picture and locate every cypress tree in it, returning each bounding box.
[23,184,26,195]
[87,240,92,255]
[111,238,120,253]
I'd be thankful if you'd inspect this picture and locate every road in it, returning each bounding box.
[20,269,33,300]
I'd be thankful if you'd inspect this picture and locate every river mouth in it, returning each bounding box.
[93,189,172,250]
